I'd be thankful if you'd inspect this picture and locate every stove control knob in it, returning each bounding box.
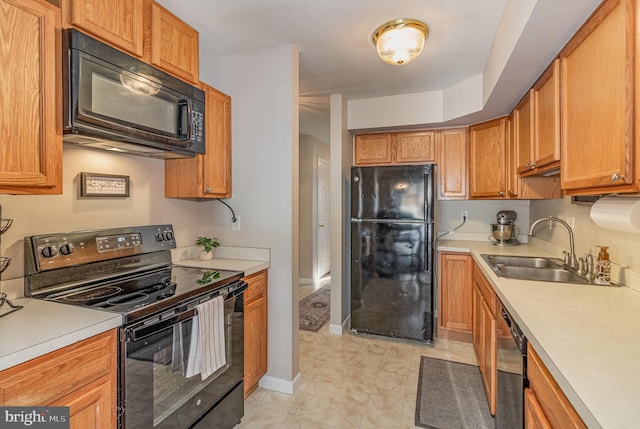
[41,245,58,258]
[155,233,165,242]
[164,232,174,241]
[59,244,74,256]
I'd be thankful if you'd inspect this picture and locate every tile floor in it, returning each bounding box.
[235,283,477,429]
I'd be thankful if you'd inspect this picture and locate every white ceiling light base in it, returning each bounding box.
[372,18,429,66]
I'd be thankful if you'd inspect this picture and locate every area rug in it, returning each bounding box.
[415,356,494,429]
[299,285,330,331]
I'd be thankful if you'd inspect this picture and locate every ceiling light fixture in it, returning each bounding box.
[372,18,429,66]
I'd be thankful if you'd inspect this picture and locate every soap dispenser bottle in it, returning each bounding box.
[595,245,611,285]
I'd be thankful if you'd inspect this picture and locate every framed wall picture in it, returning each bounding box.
[80,172,130,197]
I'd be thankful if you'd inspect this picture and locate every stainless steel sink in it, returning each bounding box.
[496,265,591,284]
[483,254,563,269]
[480,254,591,285]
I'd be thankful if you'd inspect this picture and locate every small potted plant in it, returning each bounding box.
[196,236,220,260]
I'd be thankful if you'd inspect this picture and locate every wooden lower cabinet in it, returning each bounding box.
[527,344,586,429]
[244,269,268,397]
[437,252,472,339]
[0,330,117,428]
[472,261,497,416]
[525,388,553,429]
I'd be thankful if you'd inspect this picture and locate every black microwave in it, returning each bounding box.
[62,29,205,159]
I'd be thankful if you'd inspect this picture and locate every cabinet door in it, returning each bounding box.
[469,117,507,199]
[506,114,520,198]
[533,59,561,170]
[438,253,472,333]
[244,270,268,398]
[514,90,534,174]
[150,1,199,83]
[165,83,232,198]
[395,131,435,163]
[436,128,468,200]
[472,284,482,363]
[65,0,144,57]
[480,297,496,416]
[354,133,393,165]
[560,0,635,193]
[0,0,62,194]
[202,85,232,197]
[525,389,553,429]
[55,379,114,429]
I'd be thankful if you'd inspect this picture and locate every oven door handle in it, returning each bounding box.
[126,281,247,342]
[127,308,196,342]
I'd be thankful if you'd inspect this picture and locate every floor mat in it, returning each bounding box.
[415,356,494,429]
[299,285,330,331]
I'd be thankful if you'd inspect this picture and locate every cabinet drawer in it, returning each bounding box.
[0,330,116,406]
[527,344,586,429]
[244,270,267,302]
[473,262,495,312]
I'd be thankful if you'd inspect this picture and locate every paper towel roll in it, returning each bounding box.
[590,196,640,233]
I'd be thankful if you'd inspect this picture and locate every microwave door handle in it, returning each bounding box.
[177,99,192,141]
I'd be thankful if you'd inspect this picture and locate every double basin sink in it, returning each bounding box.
[481,254,595,285]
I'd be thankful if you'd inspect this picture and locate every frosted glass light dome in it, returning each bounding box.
[373,19,429,66]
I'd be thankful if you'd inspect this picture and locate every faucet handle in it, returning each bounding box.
[586,255,595,278]
[577,257,586,275]
[562,250,571,266]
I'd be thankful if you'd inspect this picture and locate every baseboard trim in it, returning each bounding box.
[258,372,302,395]
[329,315,350,335]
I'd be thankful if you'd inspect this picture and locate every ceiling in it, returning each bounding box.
[156,0,602,143]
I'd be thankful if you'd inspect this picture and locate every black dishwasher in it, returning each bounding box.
[496,306,527,429]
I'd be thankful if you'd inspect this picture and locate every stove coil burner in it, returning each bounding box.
[64,286,123,303]
[107,292,149,306]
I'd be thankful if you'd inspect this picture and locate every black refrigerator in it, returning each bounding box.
[350,164,435,342]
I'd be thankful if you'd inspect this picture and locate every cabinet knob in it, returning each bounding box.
[508,190,516,196]
[498,191,505,197]
[529,163,536,169]
[525,163,531,168]
[205,187,212,192]
[611,173,625,182]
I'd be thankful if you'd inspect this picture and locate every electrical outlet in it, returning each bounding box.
[232,215,241,231]
[461,210,468,221]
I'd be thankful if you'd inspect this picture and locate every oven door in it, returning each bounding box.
[122,287,244,429]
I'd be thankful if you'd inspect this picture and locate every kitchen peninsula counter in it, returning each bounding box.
[0,298,121,371]
[439,239,640,429]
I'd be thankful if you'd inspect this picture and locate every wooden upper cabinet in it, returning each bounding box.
[514,89,535,174]
[436,128,468,199]
[165,83,232,198]
[469,117,507,199]
[64,0,144,57]
[149,1,199,84]
[354,133,393,165]
[506,114,520,198]
[0,0,62,195]
[560,0,637,194]
[395,131,436,163]
[532,59,561,171]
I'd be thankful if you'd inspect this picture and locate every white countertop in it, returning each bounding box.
[0,298,122,371]
[439,240,640,429]
[171,245,271,276]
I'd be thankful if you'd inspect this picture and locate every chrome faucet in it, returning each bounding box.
[529,216,578,270]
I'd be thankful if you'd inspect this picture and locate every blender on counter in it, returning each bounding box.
[489,210,520,246]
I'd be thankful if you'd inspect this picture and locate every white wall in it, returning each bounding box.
[0,145,200,294]
[530,197,640,277]
[329,94,353,331]
[299,135,329,281]
[199,45,301,392]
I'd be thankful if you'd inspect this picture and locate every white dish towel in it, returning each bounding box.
[185,295,226,380]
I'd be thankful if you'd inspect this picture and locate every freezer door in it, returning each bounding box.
[350,220,434,342]
[351,165,433,221]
